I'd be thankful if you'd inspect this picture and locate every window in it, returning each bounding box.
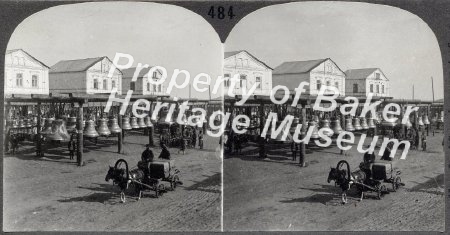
[112,80,116,89]
[32,75,38,88]
[382,85,385,94]
[238,58,243,67]
[370,84,374,92]
[103,79,107,90]
[375,73,380,79]
[158,84,162,92]
[255,76,261,89]
[240,75,247,89]
[16,73,23,87]
[376,84,380,93]
[153,84,157,92]
[130,81,135,91]
[93,79,99,89]
[353,83,358,93]
[335,82,339,88]
[152,72,157,78]
[316,80,321,90]
[326,80,331,86]
[244,59,249,67]
[224,74,231,87]
[147,82,150,91]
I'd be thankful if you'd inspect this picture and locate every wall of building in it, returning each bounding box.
[142,70,166,96]
[365,69,389,97]
[49,71,86,94]
[86,57,122,95]
[5,50,49,95]
[309,59,346,96]
[223,52,272,96]
[345,79,367,97]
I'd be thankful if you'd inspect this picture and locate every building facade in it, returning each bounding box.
[49,56,122,95]
[5,49,49,95]
[345,68,389,97]
[223,50,273,96]
[272,58,346,96]
[121,67,165,95]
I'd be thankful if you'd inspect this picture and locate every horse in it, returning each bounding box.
[327,160,366,204]
[105,159,131,203]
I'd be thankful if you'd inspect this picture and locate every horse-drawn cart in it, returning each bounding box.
[106,158,182,202]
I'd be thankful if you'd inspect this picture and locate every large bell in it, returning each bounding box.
[122,116,133,130]
[138,117,147,128]
[24,118,32,128]
[320,119,334,137]
[31,116,38,126]
[308,120,320,139]
[404,117,413,129]
[423,115,430,125]
[41,118,54,135]
[345,117,355,132]
[144,116,153,127]
[84,120,99,138]
[431,114,437,124]
[353,117,362,130]
[418,116,424,126]
[367,118,376,129]
[130,116,140,129]
[18,119,26,128]
[382,114,397,127]
[331,119,343,135]
[360,117,369,130]
[66,116,77,131]
[12,119,18,128]
[108,117,122,133]
[46,119,71,141]
[97,118,111,136]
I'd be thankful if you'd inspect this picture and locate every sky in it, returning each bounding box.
[7,2,222,99]
[225,1,444,101]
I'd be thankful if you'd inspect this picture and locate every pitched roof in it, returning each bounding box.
[224,50,272,70]
[6,48,49,68]
[121,67,158,79]
[273,59,327,75]
[50,57,105,73]
[345,68,378,80]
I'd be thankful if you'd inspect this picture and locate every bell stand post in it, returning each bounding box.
[36,102,42,157]
[77,100,85,166]
[118,103,123,154]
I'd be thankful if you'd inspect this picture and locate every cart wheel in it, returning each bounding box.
[155,183,160,198]
[120,191,126,203]
[158,184,166,196]
[171,175,179,191]
[380,185,386,197]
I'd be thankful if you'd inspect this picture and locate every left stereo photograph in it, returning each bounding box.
[3,2,223,232]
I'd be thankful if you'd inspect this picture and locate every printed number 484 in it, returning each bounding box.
[208,6,235,19]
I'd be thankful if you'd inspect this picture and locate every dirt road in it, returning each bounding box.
[224,132,444,231]
[4,132,222,231]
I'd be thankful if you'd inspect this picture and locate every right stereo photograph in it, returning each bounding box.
[222,1,444,231]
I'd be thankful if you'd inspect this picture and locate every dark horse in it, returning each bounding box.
[105,159,131,203]
[327,160,366,204]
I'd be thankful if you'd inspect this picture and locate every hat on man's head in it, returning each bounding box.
[145,144,151,148]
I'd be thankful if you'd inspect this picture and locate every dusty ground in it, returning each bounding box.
[4,130,222,231]
[224,131,445,231]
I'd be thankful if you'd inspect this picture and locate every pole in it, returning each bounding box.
[300,108,307,166]
[431,76,435,102]
[36,102,42,157]
[77,101,84,166]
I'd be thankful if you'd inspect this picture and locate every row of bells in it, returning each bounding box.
[8,116,39,128]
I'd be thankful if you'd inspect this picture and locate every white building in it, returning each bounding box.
[345,68,390,97]
[121,67,165,95]
[272,58,346,96]
[49,56,122,95]
[223,50,273,96]
[4,49,49,95]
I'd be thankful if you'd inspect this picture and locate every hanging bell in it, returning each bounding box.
[418,116,424,126]
[97,118,111,136]
[331,119,343,135]
[360,117,369,130]
[122,116,133,130]
[137,117,147,128]
[431,114,437,124]
[66,116,77,131]
[32,116,38,126]
[345,117,355,132]
[404,117,413,129]
[313,115,319,123]
[367,118,376,129]
[41,118,54,135]
[84,120,99,138]
[46,119,71,141]
[18,118,26,128]
[320,119,334,137]
[309,120,320,139]
[24,118,32,128]
[382,114,397,127]
[12,119,18,128]
[130,117,140,129]
[353,117,362,130]
[144,116,153,127]
[423,115,430,125]
[108,117,122,133]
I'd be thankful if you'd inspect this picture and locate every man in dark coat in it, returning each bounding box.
[141,144,155,162]
[159,142,171,160]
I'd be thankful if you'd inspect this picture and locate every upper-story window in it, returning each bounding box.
[224,74,231,87]
[382,85,385,94]
[326,80,331,87]
[376,84,380,93]
[112,80,116,89]
[32,75,38,88]
[103,79,107,90]
[238,58,243,67]
[147,82,150,91]
[153,84,157,92]
[370,84,374,92]
[93,79,99,90]
[16,73,23,87]
[240,74,247,89]
[130,81,135,91]
[335,81,339,89]
[353,83,358,93]
[255,76,262,89]
[158,84,162,92]
[244,59,249,67]
[316,80,322,90]
[152,72,157,78]
[375,73,380,79]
